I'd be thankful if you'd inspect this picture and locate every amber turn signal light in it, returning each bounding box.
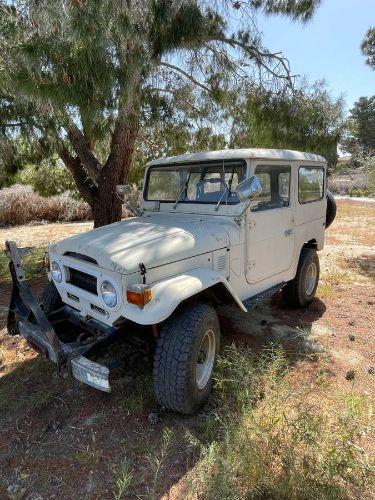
[126,284,152,307]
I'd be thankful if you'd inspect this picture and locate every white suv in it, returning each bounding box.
[6,148,336,414]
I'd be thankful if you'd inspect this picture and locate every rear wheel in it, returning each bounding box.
[282,248,320,308]
[153,302,220,414]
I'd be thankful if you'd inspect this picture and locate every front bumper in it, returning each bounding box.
[5,240,120,393]
[18,319,111,392]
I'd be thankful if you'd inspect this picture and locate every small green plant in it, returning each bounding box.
[147,427,173,496]
[115,373,153,413]
[113,461,134,500]
[317,283,336,298]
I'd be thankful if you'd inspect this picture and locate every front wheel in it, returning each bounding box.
[153,303,220,414]
[282,248,320,308]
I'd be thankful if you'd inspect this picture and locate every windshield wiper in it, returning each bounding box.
[215,181,230,211]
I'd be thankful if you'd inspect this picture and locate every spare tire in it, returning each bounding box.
[326,190,337,229]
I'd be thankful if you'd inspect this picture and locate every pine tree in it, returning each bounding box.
[361,27,375,69]
[0,0,322,226]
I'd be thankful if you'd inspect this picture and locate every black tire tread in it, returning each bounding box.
[326,190,337,229]
[153,303,218,414]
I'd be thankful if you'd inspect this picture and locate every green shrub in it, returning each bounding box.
[14,158,77,197]
[348,187,372,197]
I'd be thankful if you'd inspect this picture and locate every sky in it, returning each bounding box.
[257,0,375,113]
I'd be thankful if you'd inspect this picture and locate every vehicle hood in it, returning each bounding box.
[54,214,230,274]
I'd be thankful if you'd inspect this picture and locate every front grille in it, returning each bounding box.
[67,292,80,302]
[91,304,106,315]
[67,268,97,295]
[64,252,98,265]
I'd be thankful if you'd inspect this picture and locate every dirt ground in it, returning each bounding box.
[0,199,374,499]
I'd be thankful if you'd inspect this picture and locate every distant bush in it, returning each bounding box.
[14,158,78,197]
[329,162,375,197]
[0,185,91,226]
[347,187,373,197]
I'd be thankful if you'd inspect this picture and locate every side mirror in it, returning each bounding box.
[116,184,132,201]
[236,175,262,202]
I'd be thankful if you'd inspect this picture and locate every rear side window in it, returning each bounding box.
[299,166,324,204]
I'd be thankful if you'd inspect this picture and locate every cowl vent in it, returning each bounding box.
[64,252,98,265]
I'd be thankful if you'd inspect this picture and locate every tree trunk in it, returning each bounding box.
[91,119,139,228]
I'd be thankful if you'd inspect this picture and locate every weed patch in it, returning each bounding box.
[113,461,134,500]
[317,283,337,298]
[0,246,45,283]
[183,345,374,500]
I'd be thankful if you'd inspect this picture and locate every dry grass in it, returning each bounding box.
[0,185,91,226]
[182,346,375,500]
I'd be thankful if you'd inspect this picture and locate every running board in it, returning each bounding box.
[243,282,286,311]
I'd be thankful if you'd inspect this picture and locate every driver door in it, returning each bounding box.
[246,163,295,284]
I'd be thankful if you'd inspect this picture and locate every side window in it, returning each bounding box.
[299,166,324,204]
[251,165,291,211]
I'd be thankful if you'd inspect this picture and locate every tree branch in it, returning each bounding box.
[159,61,212,92]
[149,87,202,114]
[67,123,102,183]
[56,144,98,205]
[209,36,293,85]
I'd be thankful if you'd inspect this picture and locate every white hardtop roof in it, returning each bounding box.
[147,148,326,166]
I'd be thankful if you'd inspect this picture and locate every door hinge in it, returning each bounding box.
[248,220,256,229]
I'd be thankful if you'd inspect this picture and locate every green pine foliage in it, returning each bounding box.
[230,83,345,168]
[361,26,375,69]
[0,0,328,225]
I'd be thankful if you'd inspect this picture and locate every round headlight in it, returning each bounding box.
[100,281,117,308]
[51,261,62,283]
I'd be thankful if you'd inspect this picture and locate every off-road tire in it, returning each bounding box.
[282,248,320,308]
[326,190,337,229]
[153,303,220,414]
[41,282,63,314]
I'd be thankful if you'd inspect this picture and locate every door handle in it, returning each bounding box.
[284,229,293,237]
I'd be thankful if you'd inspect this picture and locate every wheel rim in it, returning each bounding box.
[195,328,216,390]
[305,262,317,296]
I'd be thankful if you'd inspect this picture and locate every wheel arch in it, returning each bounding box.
[121,268,246,325]
[302,238,318,250]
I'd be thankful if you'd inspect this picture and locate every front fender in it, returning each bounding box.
[122,268,246,325]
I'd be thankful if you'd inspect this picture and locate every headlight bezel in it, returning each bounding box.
[100,280,118,308]
[51,260,63,283]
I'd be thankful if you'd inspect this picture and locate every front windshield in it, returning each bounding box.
[145,161,246,205]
